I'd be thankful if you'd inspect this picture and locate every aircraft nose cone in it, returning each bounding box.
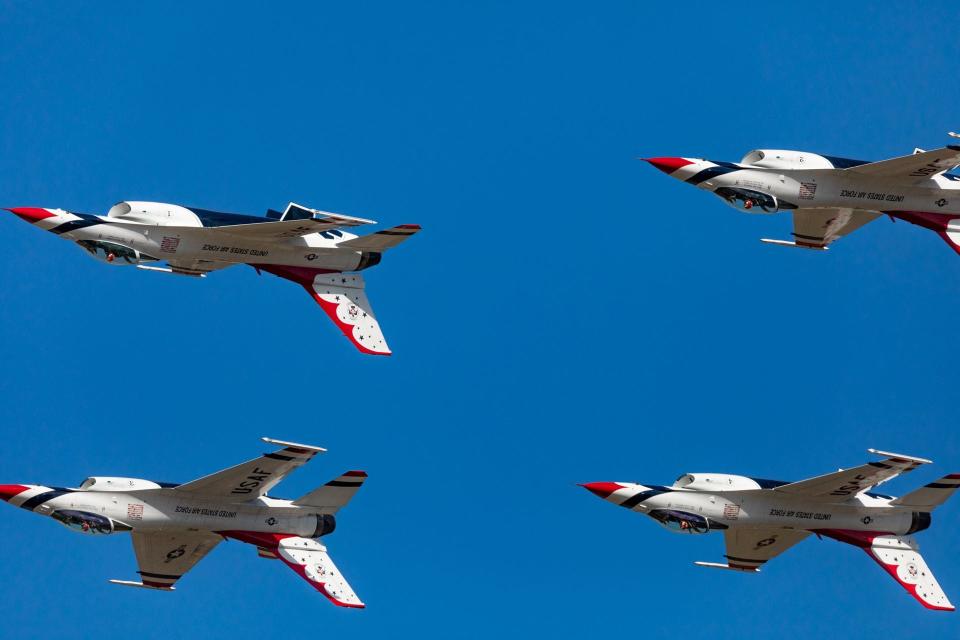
[579,482,624,499]
[6,207,55,223]
[0,485,29,502]
[643,157,695,175]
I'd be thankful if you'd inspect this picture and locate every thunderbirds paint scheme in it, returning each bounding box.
[646,133,960,255]
[582,449,959,611]
[6,201,420,355]
[0,438,367,607]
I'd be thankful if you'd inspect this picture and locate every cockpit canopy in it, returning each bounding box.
[51,510,116,535]
[77,239,159,266]
[648,509,724,534]
[713,186,783,213]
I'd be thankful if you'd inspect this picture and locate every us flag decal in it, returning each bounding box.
[160,236,180,253]
[127,503,144,520]
[723,503,740,519]
[799,182,818,199]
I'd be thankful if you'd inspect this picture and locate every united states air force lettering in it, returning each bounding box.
[840,189,905,203]
[174,506,237,518]
[201,244,269,257]
[769,508,832,521]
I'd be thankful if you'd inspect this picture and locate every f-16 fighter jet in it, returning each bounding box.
[0,438,367,607]
[582,449,959,611]
[5,201,420,355]
[646,132,960,255]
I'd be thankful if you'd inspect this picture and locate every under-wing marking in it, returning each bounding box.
[846,146,960,184]
[174,439,324,501]
[119,531,221,590]
[790,208,881,249]
[774,451,928,501]
[713,528,809,571]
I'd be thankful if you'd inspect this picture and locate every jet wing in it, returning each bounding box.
[773,449,929,501]
[174,437,325,501]
[846,146,960,184]
[696,528,808,572]
[214,214,374,240]
[109,530,221,590]
[787,208,881,249]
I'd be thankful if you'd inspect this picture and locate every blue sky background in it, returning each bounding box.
[1,1,960,637]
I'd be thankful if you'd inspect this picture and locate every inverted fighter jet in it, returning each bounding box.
[6,201,420,355]
[582,449,958,611]
[646,132,960,255]
[0,438,367,607]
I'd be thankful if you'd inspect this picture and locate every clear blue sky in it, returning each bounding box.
[1,1,959,637]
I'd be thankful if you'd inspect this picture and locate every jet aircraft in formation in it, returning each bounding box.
[6,201,419,355]
[646,133,960,255]
[582,448,958,611]
[0,438,366,607]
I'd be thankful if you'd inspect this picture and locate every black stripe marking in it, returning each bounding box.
[326,480,364,487]
[138,571,181,579]
[925,482,959,489]
[868,462,893,469]
[724,555,764,564]
[685,165,740,186]
[619,489,669,509]
[49,216,107,235]
[19,489,71,511]
[792,233,825,241]
[264,453,295,461]
[376,230,416,236]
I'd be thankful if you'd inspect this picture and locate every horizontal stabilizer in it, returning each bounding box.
[892,474,960,508]
[337,224,421,251]
[694,561,758,572]
[293,470,367,513]
[108,579,174,591]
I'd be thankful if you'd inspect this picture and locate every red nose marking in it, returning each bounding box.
[579,482,624,499]
[643,157,694,175]
[6,207,56,223]
[0,485,29,502]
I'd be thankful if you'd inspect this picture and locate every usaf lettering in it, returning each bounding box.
[231,467,272,494]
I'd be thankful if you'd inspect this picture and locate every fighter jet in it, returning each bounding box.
[0,437,367,607]
[581,449,958,610]
[645,132,960,255]
[6,201,420,355]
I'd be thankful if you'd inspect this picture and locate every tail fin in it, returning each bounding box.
[821,530,954,611]
[891,211,960,257]
[258,267,391,355]
[293,470,367,513]
[337,224,421,251]
[276,537,365,608]
[891,474,960,509]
